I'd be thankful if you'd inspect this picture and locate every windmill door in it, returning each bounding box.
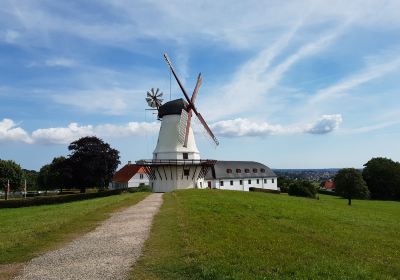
[207,181,211,189]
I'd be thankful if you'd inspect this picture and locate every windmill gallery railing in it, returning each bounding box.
[136,159,217,182]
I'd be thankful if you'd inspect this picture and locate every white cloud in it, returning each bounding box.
[310,55,400,104]
[32,121,159,145]
[45,57,77,67]
[211,114,342,137]
[0,118,32,143]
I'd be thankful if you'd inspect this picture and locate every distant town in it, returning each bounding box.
[273,169,340,181]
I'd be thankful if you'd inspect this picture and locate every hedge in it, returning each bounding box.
[0,189,123,209]
[318,189,338,196]
[249,187,281,194]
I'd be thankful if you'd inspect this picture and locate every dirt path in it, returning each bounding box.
[13,193,163,280]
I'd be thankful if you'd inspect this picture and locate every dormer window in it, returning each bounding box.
[227,169,232,173]
[245,169,250,173]
[253,168,258,173]
[236,169,241,173]
[260,168,265,173]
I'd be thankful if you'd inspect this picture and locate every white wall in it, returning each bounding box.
[128,173,149,188]
[151,165,205,192]
[204,177,277,191]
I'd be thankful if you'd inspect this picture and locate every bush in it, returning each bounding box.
[0,189,123,208]
[288,181,317,198]
[249,187,280,194]
[318,189,338,196]
[127,185,152,193]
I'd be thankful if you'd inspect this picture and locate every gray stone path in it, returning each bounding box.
[14,193,163,280]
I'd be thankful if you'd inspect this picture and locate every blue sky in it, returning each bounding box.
[1,0,400,170]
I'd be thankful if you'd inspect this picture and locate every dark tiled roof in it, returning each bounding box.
[112,164,146,183]
[204,161,276,180]
[158,98,188,118]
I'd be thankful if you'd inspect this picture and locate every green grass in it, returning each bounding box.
[131,189,400,280]
[0,192,148,264]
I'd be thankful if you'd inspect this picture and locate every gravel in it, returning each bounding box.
[14,193,163,280]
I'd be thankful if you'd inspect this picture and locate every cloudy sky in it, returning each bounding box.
[1,0,400,170]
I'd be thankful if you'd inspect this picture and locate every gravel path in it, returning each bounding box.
[14,193,163,280]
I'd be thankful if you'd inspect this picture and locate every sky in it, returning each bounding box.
[1,0,400,170]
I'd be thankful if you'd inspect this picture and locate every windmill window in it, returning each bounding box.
[230,180,233,186]
[253,168,258,173]
[220,181,224,186]
[183,153,188,159]
[227,169,232,173]
[236,169,241,173]
[248,179,251,184]
[257,179,259,184]
[260,168,266,173]
[240,180,243,185]
[245,169,250,173]
[184,169,190,176]
[200,182,202,187]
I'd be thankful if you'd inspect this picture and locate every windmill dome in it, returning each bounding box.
[158,98,188,118]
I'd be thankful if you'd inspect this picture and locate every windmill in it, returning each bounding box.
[163,53,219,147]
[138,53,218,193]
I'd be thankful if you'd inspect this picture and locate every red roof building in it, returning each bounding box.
[323,180,336,190]
[111,162,149,189]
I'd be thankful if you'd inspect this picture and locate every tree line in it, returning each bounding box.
[1,136,120,194]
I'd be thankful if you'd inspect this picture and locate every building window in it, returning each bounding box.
[253,168,258,173]
[227,168,232,173]
[260,168,266,173]
[230,180,233,186]
[220,181,224,186]
[183,153,188,159]
[264,179,267,183]
[248,179,251,184]
[240,180,243,185]
[257,179,259,184]
[272,179,275,183]
[236,169,241,173]
[184,169,190,176]
[140,174,144,179]
[245,168,250,173]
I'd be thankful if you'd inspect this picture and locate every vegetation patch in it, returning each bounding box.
[131,189,400,280]
[0,192,148,266]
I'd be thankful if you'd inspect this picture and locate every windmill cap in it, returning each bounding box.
[158,98,188,118]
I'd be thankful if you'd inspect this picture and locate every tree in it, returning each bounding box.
[37,157,72,193]
[22,169,39,191]
[288,180,317,198]
[68,136,120,193]
[37,164,51,193]
[0,159,23,194]
[362,157,400,200]
[334,168,369,205]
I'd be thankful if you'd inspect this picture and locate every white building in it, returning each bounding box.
[110,162,149,189]
[137,99,215,193]
[204,161,278,191]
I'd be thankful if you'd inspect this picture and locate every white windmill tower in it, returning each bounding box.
[137,54,218,192]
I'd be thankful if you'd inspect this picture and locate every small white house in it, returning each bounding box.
[110,162,149,189]
[204,161,278,191]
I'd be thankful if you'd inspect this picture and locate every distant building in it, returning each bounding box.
[110,162,149,189]
[204,161,278,191]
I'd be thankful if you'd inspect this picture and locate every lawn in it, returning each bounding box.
[131,189,400,280]
[0,192,148,266]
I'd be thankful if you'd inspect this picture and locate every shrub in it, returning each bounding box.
[0,189,123,208]
[249,187,280,194]
[288,181,317,198]
[127,185,152,193]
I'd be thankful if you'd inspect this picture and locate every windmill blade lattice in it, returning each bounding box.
[146,88,163,108]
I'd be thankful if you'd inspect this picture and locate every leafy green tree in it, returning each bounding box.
[0,159,23,193]
[68,136,120,193]
[277,177,295,193]
[362,157,400,200]
[37,164,51,193]
[22,169,39,191]
[334,168,369,205]
[288,180,317,198]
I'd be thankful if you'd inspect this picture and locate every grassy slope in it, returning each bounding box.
[132,190,400,280]
[0,192,148,264]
